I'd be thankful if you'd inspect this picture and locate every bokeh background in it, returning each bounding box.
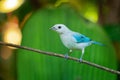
[0,0,120,80]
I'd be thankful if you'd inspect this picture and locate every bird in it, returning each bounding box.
[50,24,104,62]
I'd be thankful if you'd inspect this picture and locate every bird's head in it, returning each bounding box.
[50,24,70,34]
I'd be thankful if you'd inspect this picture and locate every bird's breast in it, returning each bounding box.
[60,34,75,49]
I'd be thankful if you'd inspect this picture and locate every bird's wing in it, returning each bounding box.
[72,32,92,43]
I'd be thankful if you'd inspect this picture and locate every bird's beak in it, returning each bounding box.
[49,27,57,30]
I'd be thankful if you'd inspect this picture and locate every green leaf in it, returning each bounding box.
[17,4,117,80]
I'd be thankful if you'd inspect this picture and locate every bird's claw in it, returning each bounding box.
[64,53,69,60]
[79,58,83,62]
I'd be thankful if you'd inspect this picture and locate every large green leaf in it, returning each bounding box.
[17,5,117,80]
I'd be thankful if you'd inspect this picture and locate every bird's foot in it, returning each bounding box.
[64,53,69,60]
[79,58,83,62]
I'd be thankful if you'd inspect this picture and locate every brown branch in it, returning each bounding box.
[0,41,120,75]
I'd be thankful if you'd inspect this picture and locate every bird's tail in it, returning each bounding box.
[92,41,105,46]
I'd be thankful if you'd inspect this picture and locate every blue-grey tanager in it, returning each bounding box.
[50,24,103,62]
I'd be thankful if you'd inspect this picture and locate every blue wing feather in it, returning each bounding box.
[72,33,91,43]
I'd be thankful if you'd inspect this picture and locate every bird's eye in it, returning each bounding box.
[58,26,61,29]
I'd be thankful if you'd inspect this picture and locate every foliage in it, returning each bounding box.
[104,24,120,42]
[17,4,117,80]
[0,13,7,25]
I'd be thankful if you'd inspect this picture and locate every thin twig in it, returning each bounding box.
[0,41,119,75]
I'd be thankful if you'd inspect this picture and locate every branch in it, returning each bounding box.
[0,41,119,75]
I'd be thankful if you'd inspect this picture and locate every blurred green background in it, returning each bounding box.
[0,0,120,80]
